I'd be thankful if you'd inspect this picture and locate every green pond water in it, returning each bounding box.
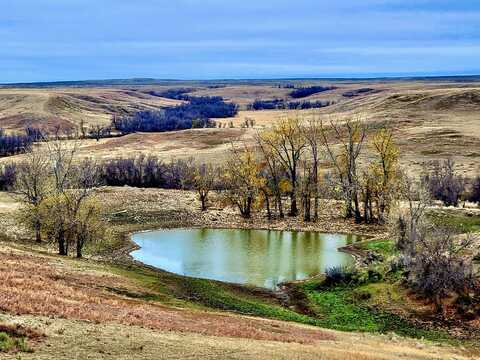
[131,228,359,289]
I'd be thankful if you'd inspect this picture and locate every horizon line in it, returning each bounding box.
[2,73,480,86]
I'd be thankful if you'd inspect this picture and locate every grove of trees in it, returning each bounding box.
[289,86,335,98]
[248,99,332,111]
[0,127,44,157]
[13,142,105,257]
[112,96,238,134]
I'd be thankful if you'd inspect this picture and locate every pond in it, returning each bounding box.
[131,228,359,289]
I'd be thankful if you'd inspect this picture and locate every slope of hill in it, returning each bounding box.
[0,88,179,133]
[1,79,480,177]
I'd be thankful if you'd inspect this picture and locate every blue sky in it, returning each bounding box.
[2,0,480,82]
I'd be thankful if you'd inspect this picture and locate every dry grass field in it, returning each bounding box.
[0,87,180,133]
[0,242,476,360]
[2,79,479,176]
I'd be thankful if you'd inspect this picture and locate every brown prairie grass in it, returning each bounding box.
[0,249,334,344]
[0,323,44,341]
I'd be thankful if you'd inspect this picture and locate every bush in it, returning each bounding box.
[469,176,480,204]
[405,225,476,312]
[423,159,465,207]
[0,163,16,190]
[324,266,357,286]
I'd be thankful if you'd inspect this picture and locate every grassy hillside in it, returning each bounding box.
[1,78,479,177]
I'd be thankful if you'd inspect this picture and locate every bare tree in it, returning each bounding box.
[390,173,432,257]
[43,140,101,256]
[301,114,323,220]
[320,115,367,223]
[423,159,465,207]
[256,133,287,218]
[13,148,51,243]
[299,157,315,221]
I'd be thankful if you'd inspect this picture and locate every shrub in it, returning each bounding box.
[423,159,465,207]
[400,222,477,312]
[469,176,480,204]
[324,266,357,286]
[0,163,16,190]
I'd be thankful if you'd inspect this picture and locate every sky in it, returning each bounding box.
[1,0,480,82]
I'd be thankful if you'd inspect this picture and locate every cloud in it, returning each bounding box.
[1,0,480,82]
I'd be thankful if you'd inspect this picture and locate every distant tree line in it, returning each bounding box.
[342,88,381,98]
[153,88,195,100]
[0,127,44,157]
[289,86,335,98]
[276,83,295,89]
[247,99,332,111]
[111,96,238,134]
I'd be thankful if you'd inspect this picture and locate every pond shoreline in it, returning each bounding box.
[125,226,378,291]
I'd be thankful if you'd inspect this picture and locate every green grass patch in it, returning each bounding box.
[302,281,456,343]
[356,239,396,257]
[429,211,480,233]
[110,263,320,325]
[108,260,462,345]
[0,332,30,353]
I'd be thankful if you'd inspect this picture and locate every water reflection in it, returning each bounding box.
[131,228,359,289]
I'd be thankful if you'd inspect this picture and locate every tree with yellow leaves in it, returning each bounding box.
[222,144,265,218]
[190,163,217,211]
[257,116,306,216]
[369,128,400,222]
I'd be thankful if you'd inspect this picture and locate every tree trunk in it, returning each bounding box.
[200,194,207,211]
[76,239,83,258]
[303,195,311,222]
[353,190,362,224]
[58,228,67,256]
[313,158,319,221]
[313,194,319,222]
[245,197,252,218]
[289,170,298,217]
[345,195,353,218]
[364,186,370,223]
[290,192,298,217]
[265,195,271,220]
[34,219,42,243]
[276,194,284,218]
[240,196,252,219]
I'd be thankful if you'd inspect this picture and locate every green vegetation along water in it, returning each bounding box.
[131,228,359,289]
